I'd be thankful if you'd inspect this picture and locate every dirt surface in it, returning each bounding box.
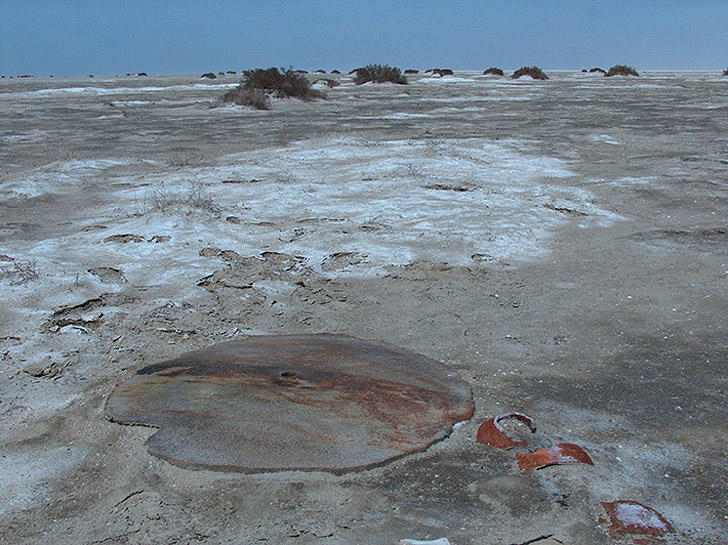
[1,71,726,544]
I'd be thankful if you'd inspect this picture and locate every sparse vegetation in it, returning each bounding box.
[313,78,340,89]
[483,67,504,76]
[201,72,216,79]
[404,69,419,74]
[331,69,341,74]
[166,150,207,168]
[589,67,606,74]
[354,64,407,85]
[237,67,326,100]
[722,68,728,76]
[0,258,38,285]
[605,65,639,77]
[222,87,271,110]
[511,66,549,80]
[147,181,220,214]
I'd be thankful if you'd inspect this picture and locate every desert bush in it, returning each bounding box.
[201,72,216,79]
[427,68,454,76]
[483,67,504,76]
[331,69,341,74]
[354,64,407,85]
[226,70,236,74]
[404,69,419,74]
[314,69,326,73]
[348,68,360,75]
[589,67,606,74]
[239,67,326,100]
[511,66,548,80]
[605,65,639,77]
[722,68,728,76]
[222,87,271,110]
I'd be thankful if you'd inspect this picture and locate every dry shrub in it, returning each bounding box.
[589,67,606,74]
[722,68,727,76]
[237,67,326,100]
[511,66,548,80]
[605,65,639,77]
[330,69,341,74]
[201,72,216,79]
[404,69,419,74]
[354,64,407,85]
[222,87,271,110]
[483,67,504,76]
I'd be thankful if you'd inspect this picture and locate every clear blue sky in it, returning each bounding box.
[1,0,726,76]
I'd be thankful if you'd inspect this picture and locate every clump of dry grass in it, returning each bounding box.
[483,67,504,76]
[354,64,407,85]
[589,67,606,74]
[222,87,271,110]
[404,69,419,74]
[511,66,549,80]
[147,181,220,214]
[605,65,639,77]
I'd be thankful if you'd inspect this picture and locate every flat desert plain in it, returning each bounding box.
[0,71,726,544]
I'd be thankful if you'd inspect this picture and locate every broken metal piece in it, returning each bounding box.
[600,500,674,540]
[106,334,474,473]
[516,443,594,471]
[476,412,536,448]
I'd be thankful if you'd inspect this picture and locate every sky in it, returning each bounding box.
[1,0,726,77]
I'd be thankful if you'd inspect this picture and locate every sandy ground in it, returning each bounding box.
[0,70,726,544]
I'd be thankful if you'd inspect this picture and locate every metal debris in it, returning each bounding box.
[600,500,674,540]
[476,412,536,448]
[106,334,474,473]
[516,443,594,471]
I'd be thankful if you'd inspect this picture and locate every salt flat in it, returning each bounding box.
[1,71,726,544]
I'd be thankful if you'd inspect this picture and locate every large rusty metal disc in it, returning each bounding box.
[105,334,473,473]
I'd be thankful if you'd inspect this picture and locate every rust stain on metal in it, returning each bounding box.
[600,500,674,540]
[476,412,536,448]
[516,443,593,471]
[105,334,474,473]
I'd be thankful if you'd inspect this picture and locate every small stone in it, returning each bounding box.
[399,539,451,545]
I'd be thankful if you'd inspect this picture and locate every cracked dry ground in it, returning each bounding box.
[1,73,727,544]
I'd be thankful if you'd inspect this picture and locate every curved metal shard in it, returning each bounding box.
[476,412,536,448]
[516,443,594,471]
[106,334,474,473]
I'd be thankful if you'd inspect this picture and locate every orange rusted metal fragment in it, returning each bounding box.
[600,500,674,540]
[516,442,594,471]
[476,412,536,448]
[105,334,474,473]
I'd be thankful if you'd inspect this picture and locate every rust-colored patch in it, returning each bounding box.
[516,443,593,471]
[476,412,536,448]
[105,334,474,473]
[600,500,674,540]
